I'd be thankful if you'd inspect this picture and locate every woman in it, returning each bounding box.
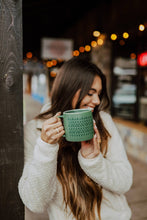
[18,57,133,220]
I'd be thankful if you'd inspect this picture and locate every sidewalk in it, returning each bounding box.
[126,156,147,220]
[24,95,147,220]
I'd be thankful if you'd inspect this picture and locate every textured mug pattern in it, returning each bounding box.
[60,109,94,142]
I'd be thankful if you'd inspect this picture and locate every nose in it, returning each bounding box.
[92,94,100,106]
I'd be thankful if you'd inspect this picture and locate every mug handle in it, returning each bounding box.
[58,115,65,137]
[58,115,64,118]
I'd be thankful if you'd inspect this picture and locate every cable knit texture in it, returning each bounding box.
[18,111,133,220]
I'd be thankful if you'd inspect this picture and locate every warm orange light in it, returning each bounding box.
[85,45,91,52]
[93,31,100,37]
[26,52,33,59]
[119,40,125,46]
[123,32,129,39]
[52,60,57,66]
[100,34,106,40]
[46,61,52,68]
[50,71,57,77]
[79,46,85,53]
[130,53,136,59]
[73,50,80,56]
[110,34,117,41]
[97,38,104,45]
[91,41,97,47]
[139,24,145,31]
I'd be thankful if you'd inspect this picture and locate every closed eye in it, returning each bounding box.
[88,88,102,97]
[87,93,93,96]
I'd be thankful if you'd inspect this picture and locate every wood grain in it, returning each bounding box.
[0,0,24,219]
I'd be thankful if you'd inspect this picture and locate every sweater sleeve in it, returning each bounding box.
[78,112,133,194]
[18,120,59,213]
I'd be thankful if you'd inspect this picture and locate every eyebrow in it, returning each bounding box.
[89,88,96,92]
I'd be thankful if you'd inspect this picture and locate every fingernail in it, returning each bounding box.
[94,134,97,138]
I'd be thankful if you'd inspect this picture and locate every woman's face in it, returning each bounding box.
[72,75,102,112]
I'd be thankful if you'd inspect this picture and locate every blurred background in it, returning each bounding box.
[22,1,147,219]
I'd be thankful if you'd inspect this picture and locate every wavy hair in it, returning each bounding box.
[37,57,110,220]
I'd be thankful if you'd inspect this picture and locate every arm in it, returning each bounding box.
[78,112,133,194]
[18,120,59,213]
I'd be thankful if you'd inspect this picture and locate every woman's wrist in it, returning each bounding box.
[80,148,100,159]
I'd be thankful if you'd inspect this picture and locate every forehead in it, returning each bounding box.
[91,75,102,90]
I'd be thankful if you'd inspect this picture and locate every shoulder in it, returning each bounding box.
[24,119,37,136]
[24,119,43,162]
[99,111,116,134]
[24,119,43,146]
[99,110,112,123]
[40,102,51,113]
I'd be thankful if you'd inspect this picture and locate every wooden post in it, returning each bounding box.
[0,0,24,219]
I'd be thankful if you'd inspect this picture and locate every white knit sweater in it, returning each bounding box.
[18,111,133,220]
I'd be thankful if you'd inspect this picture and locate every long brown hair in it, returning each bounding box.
[37,57,110,220]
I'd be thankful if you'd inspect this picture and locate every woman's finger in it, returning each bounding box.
[93,134,100,155]
[93,134,98,151]
[44,121,63,132]
[55,112,62,123]
[44,112,61,126]
[45,127,65,143]
[54,130,65,140]
[46,125,64,136]
[93,122,101,143]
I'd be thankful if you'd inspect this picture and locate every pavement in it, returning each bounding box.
[126,156,147,220]
[24,94,147,220]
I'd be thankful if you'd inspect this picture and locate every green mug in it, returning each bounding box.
[58,109,94,142]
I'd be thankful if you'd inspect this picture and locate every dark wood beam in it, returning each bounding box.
[0,0,24,219]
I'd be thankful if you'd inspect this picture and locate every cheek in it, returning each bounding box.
[80,96,91,107]
[72,90,81,108]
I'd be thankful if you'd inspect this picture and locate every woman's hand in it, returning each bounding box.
[80,121,101,159]
[41,112,65,144]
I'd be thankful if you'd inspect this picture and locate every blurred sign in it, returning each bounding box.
[41,38,73,60]
[137,52,147,66]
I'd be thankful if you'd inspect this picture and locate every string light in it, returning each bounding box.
[46,61,52,68]
[85,45,91,52]
[79,46,85,53]
[139,24,145,31]
[50,71,57,77]
[38,23,146,63]
[123,32,129,39]
[97,38,104,45]
[119,40,125,46]
[73,50,80,56]
[52,60,57,66]
[91,41,97,47]
[93,31,100,37]
[130,53,136,59]
[26,52,33,59]
[110,34,117,41]
[100,34,106,40]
